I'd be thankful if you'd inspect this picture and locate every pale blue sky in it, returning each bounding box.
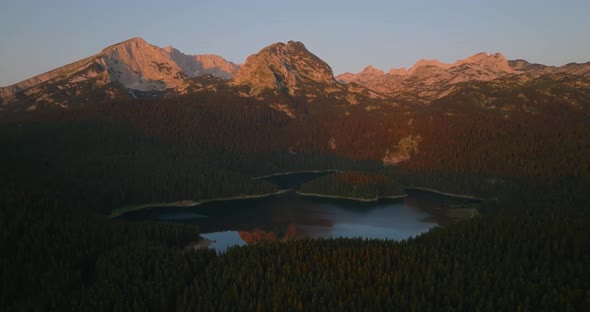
[1,0,589,86]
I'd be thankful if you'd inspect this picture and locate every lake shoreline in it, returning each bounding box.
[253,169,341,179]
[296,191,407,202]
[184,236,214,251]
[109,189,289,218]
[405,187,487,201]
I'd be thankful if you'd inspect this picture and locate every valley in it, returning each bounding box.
[0,37,588,311]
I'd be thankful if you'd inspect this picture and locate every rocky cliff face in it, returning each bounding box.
[163,47,239,80]
[96,38,189,92]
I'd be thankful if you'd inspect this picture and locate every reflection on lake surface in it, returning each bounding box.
[118,172,468,252]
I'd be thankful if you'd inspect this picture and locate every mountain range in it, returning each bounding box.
[1,37,589,112]
[337,53,590,104]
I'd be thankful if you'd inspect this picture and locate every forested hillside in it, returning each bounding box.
[1,82,589,311]
[1,91,588,214]
[2,192,588,311]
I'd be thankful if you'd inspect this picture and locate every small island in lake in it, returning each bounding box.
[298,171,406,201]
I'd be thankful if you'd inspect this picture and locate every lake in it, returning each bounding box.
[118,172,469,252]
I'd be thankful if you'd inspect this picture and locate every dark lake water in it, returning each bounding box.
[118,172,469,252]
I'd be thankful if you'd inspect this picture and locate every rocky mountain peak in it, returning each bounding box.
[361,65,385,76]
[411,59,451,71]
[94,37,187,92]
[100,37,150,53]
[457,52,512,73]
[162,46,175,53]
[462,52,489,63]
[337,66,385,84]
[232,40,338,95]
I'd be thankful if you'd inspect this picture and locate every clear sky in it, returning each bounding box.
[1,0,589,86]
